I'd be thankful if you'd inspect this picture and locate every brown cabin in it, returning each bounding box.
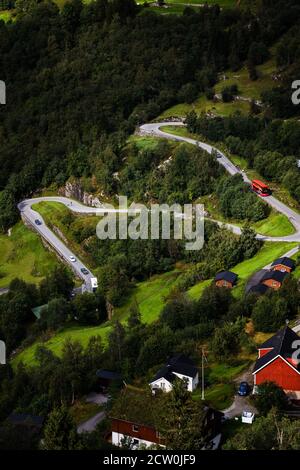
[271,257,295,274]
[214,271,238,289]
[261,270,289,291]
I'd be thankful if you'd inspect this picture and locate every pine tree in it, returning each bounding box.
[43,407,79,450]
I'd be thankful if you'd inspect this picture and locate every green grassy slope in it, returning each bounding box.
[0,222,58,288]
[188,242,298,300]
[14,268,182,366]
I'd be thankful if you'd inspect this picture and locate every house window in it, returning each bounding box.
[132,425,139,433]
[156,431,161,439]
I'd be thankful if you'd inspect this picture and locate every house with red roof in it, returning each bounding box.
[253,326,300,399]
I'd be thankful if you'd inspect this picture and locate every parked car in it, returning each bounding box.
[69,255,76,262]
[216,151,222,158]
[238,381,250,396]
[35,219,42,225]
[81,268,89,275]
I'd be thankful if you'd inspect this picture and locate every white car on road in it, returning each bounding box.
[69,255,76,262]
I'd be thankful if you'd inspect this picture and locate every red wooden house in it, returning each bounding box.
[253,326,300,399]
[111,418,165,449]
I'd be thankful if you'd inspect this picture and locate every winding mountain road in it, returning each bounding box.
[140,122,300,243]
[17,122,300,291]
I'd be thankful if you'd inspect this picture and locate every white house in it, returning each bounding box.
[149,355,199,393]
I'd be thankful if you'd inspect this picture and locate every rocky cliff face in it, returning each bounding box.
[59,179,103,208]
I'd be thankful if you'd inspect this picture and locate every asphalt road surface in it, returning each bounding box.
[17,197,103,292]
[77,411,106,433]
[17,123,300,289]
[139,122,300,243]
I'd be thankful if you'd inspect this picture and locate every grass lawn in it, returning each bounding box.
[192,360,250,410]
[232,241,298,298]
[215,57,277,101]
[140,0,238,15]
[205,383,235,410]
[115,269,182,323]
[0,222,58,288]
[188,241,298,300]
[159,94,249,119]
[207,362,249,384]
[193,383,235,410]
[253,212,295,237]
[14,323,112,367]
[14,268,182,366]
[127,135,164,151]
[199,194,294,238]
[188,279,211,300]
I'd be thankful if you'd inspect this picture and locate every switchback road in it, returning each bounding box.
[17,123,300,291]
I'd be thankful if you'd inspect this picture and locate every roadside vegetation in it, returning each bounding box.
[0,222,57,288]
[1,0,300,451]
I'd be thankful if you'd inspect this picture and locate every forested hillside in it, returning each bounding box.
[1,0,300,231]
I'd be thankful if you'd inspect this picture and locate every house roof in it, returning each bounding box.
[248,284,270,295]
[96,369,122,381]
[245,269,268,294]
[152,365,177,384]
[110,389,166,429]
[253,326,300,374]
[261,270,289,284]
[214,271,237,284]
[271,257,295,270]
[151,354,198,384]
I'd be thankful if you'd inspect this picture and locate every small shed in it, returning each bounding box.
[96,369,122,391]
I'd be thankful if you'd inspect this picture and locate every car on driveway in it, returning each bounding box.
[81,268,89,275]
[238,381,250,396]
[35,219,42,225]
[69,255,76,262]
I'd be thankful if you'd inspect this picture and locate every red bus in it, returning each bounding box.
[251,179,271,197]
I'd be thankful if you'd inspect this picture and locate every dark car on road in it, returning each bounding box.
[81,268,89,275]
[35,219,42,226]
[238,381,250,396]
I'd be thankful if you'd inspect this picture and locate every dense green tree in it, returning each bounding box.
[39,266,74,302]
[211,319,244,360]
[43,406,79,450]
[164,379,208,450]
[73,292,105,325]
[224,410,300,450]
[254,381,288,416]
[40,297,71,330]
